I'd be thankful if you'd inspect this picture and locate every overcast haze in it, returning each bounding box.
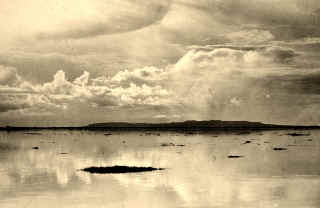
[1,0,320,126]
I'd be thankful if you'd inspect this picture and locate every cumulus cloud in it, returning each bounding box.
[109,66,168,87]
[2,44,320,124]
[0,66,171,115]
[164,46,320,124]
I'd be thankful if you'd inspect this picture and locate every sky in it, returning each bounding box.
[1,0,320,126]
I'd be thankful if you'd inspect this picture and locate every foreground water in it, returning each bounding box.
[0,130,319,208]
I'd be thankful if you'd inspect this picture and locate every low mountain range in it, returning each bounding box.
[1,120,319,131]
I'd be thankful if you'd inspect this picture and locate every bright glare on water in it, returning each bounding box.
[0,130,320,208]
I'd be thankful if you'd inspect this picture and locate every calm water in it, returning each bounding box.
[0,130,320,208]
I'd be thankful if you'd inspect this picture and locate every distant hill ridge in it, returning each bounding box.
[1,120,319,131]
[88,120,270,128]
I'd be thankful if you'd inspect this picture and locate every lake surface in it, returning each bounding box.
[0,130,320,208]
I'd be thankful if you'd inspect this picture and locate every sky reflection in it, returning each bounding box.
[0,130,319,208]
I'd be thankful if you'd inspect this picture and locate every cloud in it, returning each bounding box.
[33,0,171,40]
[226,29,274,44]
[0,51,88,83]
[0,95,30,113]
[186,45,298,64]
[3,0,320,45]
[0,0,172,42]
[153,114,181,122]
[164,46,320,124]
[259,46,298,63]
[0,67,171,115]
[214,0,320,26]
[159,0,320,46]
[108,66,168,87]
[0,93,61,113]
[4,0,320,125]
[1,44,320,124]
[229,97,242,106]
[0,65,21,86]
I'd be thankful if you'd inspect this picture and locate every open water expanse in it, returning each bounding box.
[0,130,319,208]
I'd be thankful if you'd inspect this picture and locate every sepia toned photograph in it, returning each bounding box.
[1,1,320,207]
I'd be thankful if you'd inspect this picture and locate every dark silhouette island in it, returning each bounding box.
[1,120,320,132]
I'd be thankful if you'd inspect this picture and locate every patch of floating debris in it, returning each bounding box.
[228,155,244,158]
[273,147,288,151]
[161,143,185,147]
[287,133,310,137]
[81,166,165,174]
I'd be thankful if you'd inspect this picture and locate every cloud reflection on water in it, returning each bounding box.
[0,131,319,208]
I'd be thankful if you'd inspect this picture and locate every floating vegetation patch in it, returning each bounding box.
[144,132,161,136]
[81,166,165,174]
[24,132,42,135]
[236,131,252,135]
[287,133,310,137]
[228,155,244,158]
[273,147,287,151]
[161,143,185,147]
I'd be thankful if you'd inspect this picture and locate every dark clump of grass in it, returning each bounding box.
[228,155,244,158]
[242,141,251,144]
[161,143,185,147]
[24,132,42,135]
[81,166,165,174]
[273,147,287,151]
[287,133,310,137]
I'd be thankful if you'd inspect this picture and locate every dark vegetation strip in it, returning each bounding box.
[81,166,165,174]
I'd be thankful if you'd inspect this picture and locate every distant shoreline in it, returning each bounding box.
[1,120,320,132]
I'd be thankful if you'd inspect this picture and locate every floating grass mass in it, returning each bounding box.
[24,132,42,135]
[81,166,165,174]
[287,133,311,137]
[228,155,244,158]
[273,147,288,151]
